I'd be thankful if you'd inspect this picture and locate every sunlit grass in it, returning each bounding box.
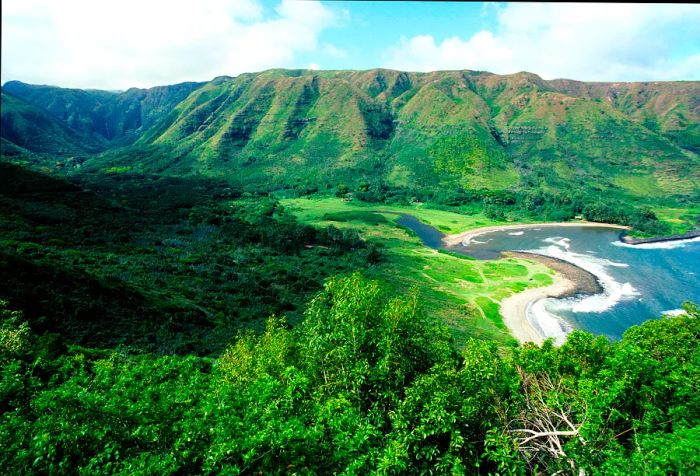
[652,206,700,235]
[281,197,555,347]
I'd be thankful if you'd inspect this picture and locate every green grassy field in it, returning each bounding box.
[281,197,554,346]
[652,206,700,235]
[283,196,506,232]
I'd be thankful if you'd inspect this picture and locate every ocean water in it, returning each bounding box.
[460,226,700,341]
[398,216,700,341]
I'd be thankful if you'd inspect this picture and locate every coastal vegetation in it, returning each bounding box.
[1,164,698,473]
[283,196,556,345]
[2,279,698,474]
[3,69,700,240]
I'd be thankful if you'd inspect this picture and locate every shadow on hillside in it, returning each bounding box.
[0,164,240,354]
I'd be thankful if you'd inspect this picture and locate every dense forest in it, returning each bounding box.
[2,277,699,474]
[1,163,699,474]
[0,164,379,355]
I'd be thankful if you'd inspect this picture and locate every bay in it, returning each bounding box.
[398,216,700,340]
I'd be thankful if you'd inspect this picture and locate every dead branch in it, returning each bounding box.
[507,367,588,474]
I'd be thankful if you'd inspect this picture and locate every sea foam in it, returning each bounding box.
[520,236,639,343]
[662,308,687,317]
[527,299,571,345]
[463,237,492,246]
[612,236,700,250]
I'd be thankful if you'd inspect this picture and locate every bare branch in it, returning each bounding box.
[507,366,588,474]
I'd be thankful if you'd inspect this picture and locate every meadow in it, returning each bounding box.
[282,197,553,345]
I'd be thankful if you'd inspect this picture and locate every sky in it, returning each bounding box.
[2,1,700,90]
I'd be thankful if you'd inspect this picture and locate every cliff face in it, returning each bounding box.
[2,69,699,196]
[0,91,97,154]
[2,80,204,144]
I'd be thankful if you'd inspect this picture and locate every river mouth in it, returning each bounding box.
[396,215,700,341]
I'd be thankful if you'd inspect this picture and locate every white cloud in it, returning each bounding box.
[1,0,339,89]
[383,3,700,81]
[321,44,348,59]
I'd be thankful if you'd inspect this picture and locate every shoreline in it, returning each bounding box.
[436,220,698,345]
[621,230,700,245]
[503,251,602,296]
[440,221,623,345]
[499,273,576,345]
[442,221,630,247]
[499,251,602,345]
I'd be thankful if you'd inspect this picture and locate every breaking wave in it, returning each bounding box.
[526,299,572,345]
[463,237,492,246]
[662,308,687,317]
[523,235,639,341]
[612,236,700,250]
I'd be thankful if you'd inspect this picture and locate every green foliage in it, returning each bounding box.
[602,426,700,475]
[429,132,506,177]
[0,300,31,357]
[5,72,700,238]
[494,303,700,474]
[0,165,376,354]
[322,210,389,225]
[2,280,698,474]
[4,352,212,474]
[1,91,98,156]
[217,316,293,385]
[380,341,520,473]
[2,68,700,473]
[301,274,451,411]
[6,70,698,221]
[3,80,203,147]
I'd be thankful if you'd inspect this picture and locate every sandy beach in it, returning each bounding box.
[442,220,694,345]
[440,220,625,344]
[498,251,597,345]
[442,221,630,247]
[441,222,626,344]
[499,273,576,345]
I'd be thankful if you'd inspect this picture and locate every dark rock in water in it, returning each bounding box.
[622,230,700,245]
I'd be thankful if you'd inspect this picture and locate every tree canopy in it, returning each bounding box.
[2,279,698,474]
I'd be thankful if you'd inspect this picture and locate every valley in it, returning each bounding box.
[1,68,699,474]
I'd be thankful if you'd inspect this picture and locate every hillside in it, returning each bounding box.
[3,69,699,200]
[2,79,204,146]
[2,69,700,474]
[0,91,99,155]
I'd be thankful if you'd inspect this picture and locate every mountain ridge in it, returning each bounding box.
[2,79,205,147]
[2,68,699,199]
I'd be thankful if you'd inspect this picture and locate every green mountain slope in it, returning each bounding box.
[3,69,699,200]
[2,79,204,146]
[1,71,699,474]
[102,69,700,197]
[0,91,98,155]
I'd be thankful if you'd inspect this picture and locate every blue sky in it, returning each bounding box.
[301,2,498,70]
[2,1,700,89]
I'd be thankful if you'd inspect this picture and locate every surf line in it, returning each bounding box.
[512,237,640,344]
[442,224,636,345]
[441,221,630,248]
